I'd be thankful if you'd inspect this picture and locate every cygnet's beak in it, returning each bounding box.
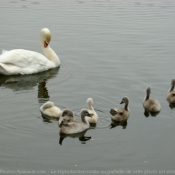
[120,101,124,104]
[88,113,92,118]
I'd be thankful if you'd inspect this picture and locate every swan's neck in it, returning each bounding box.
[42,45,60,66]
[169,84,175,92]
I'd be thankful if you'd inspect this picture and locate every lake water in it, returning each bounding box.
[0,0,175,174]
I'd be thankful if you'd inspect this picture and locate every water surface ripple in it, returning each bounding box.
[0,0,175,173]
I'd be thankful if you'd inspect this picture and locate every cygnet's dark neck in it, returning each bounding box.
[124,102,129,111]
[145,92,150,101]
[170,84,175,92]
[81,115,87,124]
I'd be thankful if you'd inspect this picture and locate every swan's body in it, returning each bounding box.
[110,97,130,121]
[0,28,60,75]
[59,109,92,134]
[167,79,175,104]
[40,101,62,118]
[86,98,98,123]
[143,87,161,112]
[58,109,75,127]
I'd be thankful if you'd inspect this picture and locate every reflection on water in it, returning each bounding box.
[59,130,91,145]
[89,123,97,129]
[168,102,175,109]
[38,81,50,103]
[0,67,59,92]
[109,119,128,129]
[143,108,160,117]
[1,0,175,172]
[41,113,60,123]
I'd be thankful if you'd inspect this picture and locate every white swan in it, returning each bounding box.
[110,97,130,121]
[167,79,175,104]
[0,28,60,75]
[143,87,161,112]
[40,101,62,118]
[86,98,98,124]
[59,109,92,134]
[58,109,75,127]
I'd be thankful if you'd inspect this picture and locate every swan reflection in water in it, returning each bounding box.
[143,109,160,117]
[0,67,59,92]
[109,119,128,129]
[59,130,91,145]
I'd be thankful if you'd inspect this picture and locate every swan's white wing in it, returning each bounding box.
[0,49,48,68]
[0,49,54,75]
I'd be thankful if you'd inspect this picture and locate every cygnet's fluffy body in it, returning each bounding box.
[110,97,130,121]
[86,98,98,124]
[143,87,161,112]
[40,101,62,118]
[59,109,91,134]
[167,79,175,104]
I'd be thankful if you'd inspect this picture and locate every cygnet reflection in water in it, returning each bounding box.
[59,130,91,145]
[144,109,160,117]
[109,119,128,129]
[168,102,175,109]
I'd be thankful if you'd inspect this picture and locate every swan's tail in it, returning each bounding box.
[2,49,8,54]
[0,63,10,75]
[40,101,54,110]
[0,63,20,75]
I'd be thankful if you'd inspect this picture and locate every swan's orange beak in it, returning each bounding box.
[44,41,48,48]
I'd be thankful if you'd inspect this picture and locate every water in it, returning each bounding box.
[0,0,175,174]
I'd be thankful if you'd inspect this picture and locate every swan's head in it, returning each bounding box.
[146,87,151,95]
[87,98,93,105]
[171,79,175,86]
[120,96,129,105]
[40,28,51,48]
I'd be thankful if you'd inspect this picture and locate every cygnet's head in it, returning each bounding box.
[62,109,74,118]
[40,28,51,48]
[59,109,74,126]
[120,96,129,105]
[87,98,93,105]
